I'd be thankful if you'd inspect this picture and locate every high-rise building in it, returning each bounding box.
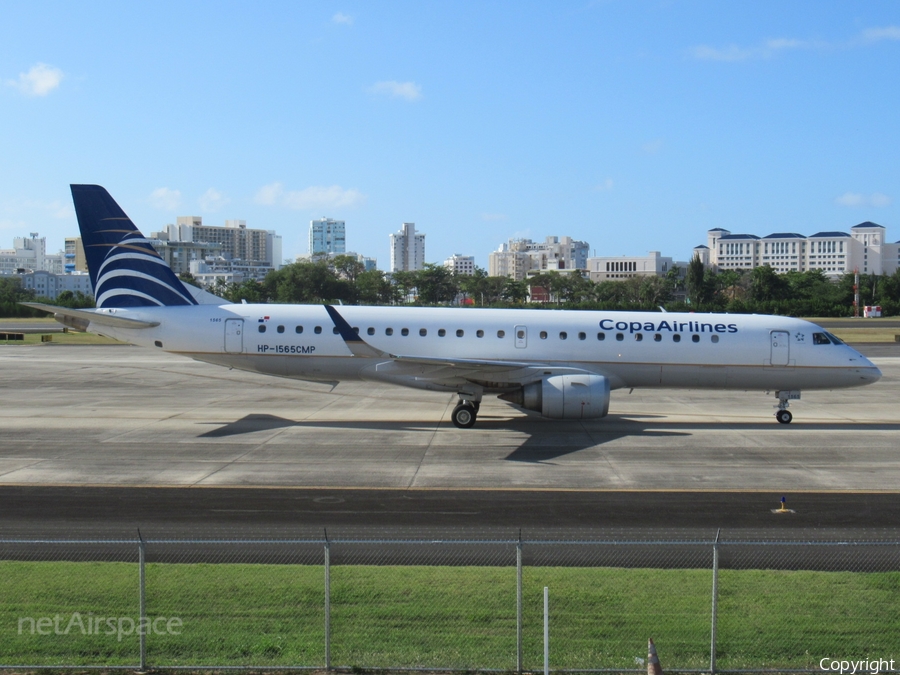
[150,216,282,274]
[0,233,62,274]
[309,218,346,257]
[444,254,476,276]
[488,236,589,280]
[64,237,87,273]
[390,222,426,272]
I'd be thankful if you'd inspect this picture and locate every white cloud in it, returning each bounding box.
[835,192,892,208]
[333,12,353,25]
[255,182,366,210]
[689,38,812,62]
[199,188,229,212]
[593,178,614,192]
[254,182,284,206]
[368,80,422,101]
[149,187,182,211]
[691,27,900,62]
[480,213,508,222]
[7,63,64,96]
[861,26,900,44]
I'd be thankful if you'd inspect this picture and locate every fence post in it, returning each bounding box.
[138,529,146,672]
[517,532,523,674]
[710,529,720,675]
[543,586,549,675]
[324,529,331,672]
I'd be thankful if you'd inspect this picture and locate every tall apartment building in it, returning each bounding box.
[443,254,476,276]
[390,222,425,272]
[488,236,589,281]
[309,218,346,257]
[150,216,283,280]
[705,222,900,278]
[0,234,63,274]
[64,237,87,273]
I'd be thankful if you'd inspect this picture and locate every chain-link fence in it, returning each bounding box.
[2,534,900,671]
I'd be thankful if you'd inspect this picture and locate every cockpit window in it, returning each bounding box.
[825,331,844,345]
[812,333,830,345]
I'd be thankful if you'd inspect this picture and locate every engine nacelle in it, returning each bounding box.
[500,374,610,419]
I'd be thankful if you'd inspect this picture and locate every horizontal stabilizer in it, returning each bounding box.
[21,303,160,330]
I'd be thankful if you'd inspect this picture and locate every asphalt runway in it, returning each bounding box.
[1,344,899,547]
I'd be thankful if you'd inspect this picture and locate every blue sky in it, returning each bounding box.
[2,1,899,269]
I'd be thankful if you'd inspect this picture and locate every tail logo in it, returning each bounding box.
[92,228,197,308]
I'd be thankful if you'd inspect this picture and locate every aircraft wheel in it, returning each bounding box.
[452,403,477,429]
[776,410,793,425]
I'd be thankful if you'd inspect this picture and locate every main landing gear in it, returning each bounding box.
[774,390,800,424]
[451,398,481,429]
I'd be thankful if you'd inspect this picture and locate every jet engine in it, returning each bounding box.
[499,374,610,419]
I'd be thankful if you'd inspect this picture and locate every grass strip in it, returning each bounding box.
[1,562,900,670]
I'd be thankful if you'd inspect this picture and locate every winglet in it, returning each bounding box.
[324,305,390,358]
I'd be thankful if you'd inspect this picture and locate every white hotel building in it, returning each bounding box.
[700,222,900,278]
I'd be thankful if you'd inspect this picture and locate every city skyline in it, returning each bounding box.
[2,2,899,268]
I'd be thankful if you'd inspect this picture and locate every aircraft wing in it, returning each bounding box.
[324,304,591,387]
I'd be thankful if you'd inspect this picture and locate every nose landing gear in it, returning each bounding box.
[774,390,800,424]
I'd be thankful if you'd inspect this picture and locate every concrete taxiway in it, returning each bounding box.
[1,344,897,491]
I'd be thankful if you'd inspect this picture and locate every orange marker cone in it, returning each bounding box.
[648,638,663,675]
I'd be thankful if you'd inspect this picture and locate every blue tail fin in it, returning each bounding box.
[71,184,197,308]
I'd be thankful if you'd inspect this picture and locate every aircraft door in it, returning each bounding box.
[515,325,527,349]
[225,319,244,353]
[770,330,789,366]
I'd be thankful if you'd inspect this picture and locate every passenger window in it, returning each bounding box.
[295,326,303,334]
[401,328,409,336]
[540,331,548,339]
[258,325,267,333]
[517,330,525,339]
[692,334,700,343]
[498,330,506,338]
[653,333,662,342]
[314,326,322,334]
[578,332,586,340]
[277,325,284,334]
[812,333,830,345]
[673,334,681,343]
[367,327,375,336]
[438,329,446,337]
[711,335,719,343]
[333,327,340,334]
[456,329,464,337]
[476,329,484,338]
[419,328,427,336]
[635,333,643,341]
[597,332,606,341]
[385,328,393,336]
[559,331,567,340]
[616,333,624,341]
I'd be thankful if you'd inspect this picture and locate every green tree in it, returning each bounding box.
[415,263,458,305]
[0,277,37,317]
[686,254,713,306]
[749,265,790,303]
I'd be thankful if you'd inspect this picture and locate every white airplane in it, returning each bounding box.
[26,185,881,428]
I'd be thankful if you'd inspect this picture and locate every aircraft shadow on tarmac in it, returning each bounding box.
[196,413,900,464]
